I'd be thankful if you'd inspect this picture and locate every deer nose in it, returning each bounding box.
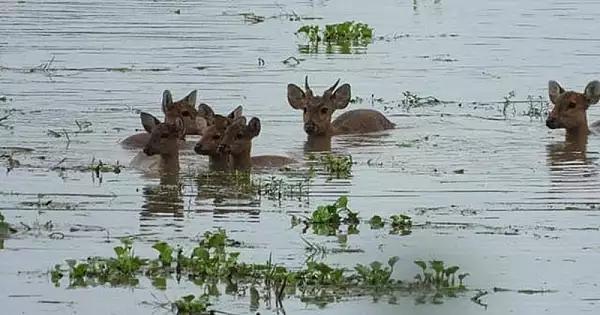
[546,117,557,129]
[143,147,152,156]
[304,122,316,135]
[194,143,203,154]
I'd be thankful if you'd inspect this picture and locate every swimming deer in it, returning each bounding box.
[136,114,186,174]
[217,117,297,171]
[287,76,395,141]
[121,90,210,149]
[546,79,600,149]
[193,105,244,171]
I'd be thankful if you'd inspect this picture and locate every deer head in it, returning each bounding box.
[141,113,186,157]
[158,89,212,136]
[217,117,260,156]
[546,80,600,130]
[194,106,244,156]
[287,76,351,136]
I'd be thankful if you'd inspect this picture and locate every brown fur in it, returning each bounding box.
[193,105,244,171]
[139,113,186,174]
[121,90,210,149]
[217,117,296,171]
[546,79,600,148]
[287,76,395,138]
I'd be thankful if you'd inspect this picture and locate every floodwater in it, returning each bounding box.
[2,0,600,314]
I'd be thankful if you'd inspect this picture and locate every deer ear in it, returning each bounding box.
[248,117,261,138]
[198,103,215,120]
[332,83,351,110]
[548,80,565,105]
[287,84,306,110]
[584,80,600,107]
[140,112,160,133]
[162,90,175,113]
[183,90,197,108]
[228,105,243,119]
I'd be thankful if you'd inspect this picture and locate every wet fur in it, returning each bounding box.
[217,117,297,171]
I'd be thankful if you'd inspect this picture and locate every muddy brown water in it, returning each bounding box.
[2,0,600,314]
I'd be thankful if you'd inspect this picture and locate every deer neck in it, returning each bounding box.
[565,123,589,150]
[305,135,332,152]
[231,147,253,171]
[159,151,180,174]
[208,153,231,171]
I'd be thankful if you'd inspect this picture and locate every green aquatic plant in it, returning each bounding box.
[295,21,374,54]
[50,229,471,309]
[292,197,413,237]
[412,260,469,303]
[173,294,211,315]
[307,152,353,180]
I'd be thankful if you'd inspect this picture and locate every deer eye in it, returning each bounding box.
[320,107,328,114]
[161,133,169,138]
[181,111,190,117]
[567,102,577,109]
[212,134,221,140]
[235,132,243,140]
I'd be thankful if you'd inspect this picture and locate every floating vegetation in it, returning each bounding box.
[50,229,471,311]
[307,153,353,180]
[295,21,374,54]
[292,196,414,237]
[399,91,443,111]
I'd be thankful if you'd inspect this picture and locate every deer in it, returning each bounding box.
[546,79,600,150]
[216,117,297,171]
[193,105,244,171]
[120,90,211,149]
[131,113,186,174]
[286,76,395,150]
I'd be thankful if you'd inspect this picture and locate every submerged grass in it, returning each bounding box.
[49,229,470,313]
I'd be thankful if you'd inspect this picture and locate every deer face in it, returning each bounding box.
[287,76,351,136]
[546,80,600,130]
[217,117,260,156]
[141,113,185,156]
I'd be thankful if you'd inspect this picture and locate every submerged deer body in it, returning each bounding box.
[130,113,186,174]
[193,105,244,171]
[546,79,600,149]
[287,76,395,143]
[121,90,210,149]
[217,117,297,171]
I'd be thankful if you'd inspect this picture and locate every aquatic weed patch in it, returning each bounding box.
[295,21,374,54]
[307,152,354,180]
[50,229,471,312]
[291,196,414,236]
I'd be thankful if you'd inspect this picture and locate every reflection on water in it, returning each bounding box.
[545,141,598,195]
[140,172,184,219]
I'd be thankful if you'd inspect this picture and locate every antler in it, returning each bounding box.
[324,78,341,98]
[304,75,314,98]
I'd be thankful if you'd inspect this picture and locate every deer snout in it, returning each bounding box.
[143,146,156,156]
[303,122,317,135]
[545,116,559,129]
[193,143,203,154]
[217,144,230,154]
